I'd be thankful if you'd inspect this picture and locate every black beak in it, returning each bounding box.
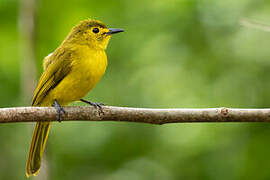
[107,28,124,35]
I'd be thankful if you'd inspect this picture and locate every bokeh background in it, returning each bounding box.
[1,0,270,179]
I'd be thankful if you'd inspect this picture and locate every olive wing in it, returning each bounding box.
[32,51,72,106]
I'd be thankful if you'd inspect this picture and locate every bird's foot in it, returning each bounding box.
[80,99,104,115]
[52,100,66,122]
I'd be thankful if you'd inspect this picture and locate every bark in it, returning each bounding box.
[1,106,270,124]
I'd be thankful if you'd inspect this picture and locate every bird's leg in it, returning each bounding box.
[52,100,66,122]
[80,99,104,115]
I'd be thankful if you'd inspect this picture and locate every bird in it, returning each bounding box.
[26,19,124,177]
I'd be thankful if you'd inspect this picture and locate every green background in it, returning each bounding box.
[1,0,270,179]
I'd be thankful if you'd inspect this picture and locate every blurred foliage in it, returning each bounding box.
[1,0,270,179]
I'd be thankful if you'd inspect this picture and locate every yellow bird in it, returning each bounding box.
[26,19,124,177]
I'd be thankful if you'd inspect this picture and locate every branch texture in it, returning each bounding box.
[1,106,270,124]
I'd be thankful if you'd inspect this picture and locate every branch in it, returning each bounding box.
[240,18,270,32]
[1,106,270,124]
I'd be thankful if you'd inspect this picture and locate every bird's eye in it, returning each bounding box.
[92,28,99,33]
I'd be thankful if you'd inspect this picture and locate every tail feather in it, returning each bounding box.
[26,122,52,177]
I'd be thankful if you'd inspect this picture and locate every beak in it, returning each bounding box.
[107,28,124,35]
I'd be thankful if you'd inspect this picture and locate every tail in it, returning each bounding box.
[26,122,52,177]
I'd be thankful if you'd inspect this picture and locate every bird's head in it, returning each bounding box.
[66,19,124,50]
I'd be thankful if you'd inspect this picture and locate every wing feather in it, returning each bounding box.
[32,49,72,106]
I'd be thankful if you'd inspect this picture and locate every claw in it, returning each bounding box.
[80,99,105,116]
[52,100,65,122]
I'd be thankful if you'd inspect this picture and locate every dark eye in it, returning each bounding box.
[92,28,99,33]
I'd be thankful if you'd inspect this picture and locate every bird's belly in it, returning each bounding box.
[43,55,107,105]
[53,74,95,104]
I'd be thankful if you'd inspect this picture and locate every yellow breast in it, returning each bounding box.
[45,45,107,105]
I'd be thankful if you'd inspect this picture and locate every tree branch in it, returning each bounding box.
[1,106,270,124]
